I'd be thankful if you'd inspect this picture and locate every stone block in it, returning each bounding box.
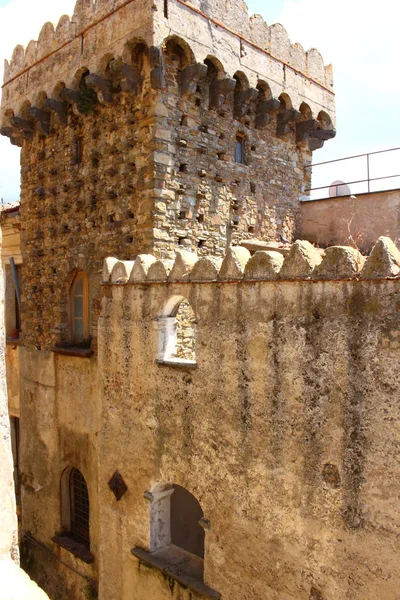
[361,237,400,279]
[314,246,365,279]
[147,259,174,281]
[280,240,323,279]
[244,251,284,280]
[169,250,198,282]
[130,255,157,282]
[190,257,222,281]
[103,257,119,283]
[111,260,134,284]
[219,246,251,280]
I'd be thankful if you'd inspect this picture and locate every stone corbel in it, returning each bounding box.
[179,63,208,97]
[45,98,69,125]
[276,108,301,137]
[233,88,259,119]
[255,97,280,129]
[59,87,82,107]
[296,119,319,143]
[108,60,141,93]
[29,107,51,135]
[0,126,23,147]
[10,116,34,140]
[209,77,237,110]
[308,128,336,151]
[85,73,117,104]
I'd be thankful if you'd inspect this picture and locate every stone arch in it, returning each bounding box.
[204,55,225,82]
[299,102,313,119]
[256,80,272,101]
[317,110,333,129]
[148,481,205,562]
[279,92,292,110]
[156,296,196,364]
[163,35,195,70]
[60,466,90,545]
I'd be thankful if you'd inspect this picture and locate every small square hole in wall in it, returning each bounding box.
[180,115,189,126]
[248,226,255,234]
[195,98,201,107]
[196,85,202,94]
[179,163,188,173]
[251,145,256,151]
[217,152,224,160]
[196,214,204,223]
[197,239,205,248]
[127,210,134,219]
[219,133,225,140]
[126,236,134,244]
[108,214,115,223]
[250,182,256,193]
[179,210,186,219]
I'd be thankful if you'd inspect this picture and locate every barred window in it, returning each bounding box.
[69,468,90,543]
[235,135,245,164]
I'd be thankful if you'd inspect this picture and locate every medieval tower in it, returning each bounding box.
[4,2,400,600]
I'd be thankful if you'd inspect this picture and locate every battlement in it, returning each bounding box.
[103,237,400,284]
[1,0,335,148]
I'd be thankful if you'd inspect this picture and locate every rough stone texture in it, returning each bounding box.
[0,1,342,599]
[314,246,365,279]
[97,270,400,600]
[280,239,323,279]
[244,250,284,279]
[361,236,400,278]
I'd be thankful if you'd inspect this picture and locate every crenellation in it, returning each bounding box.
[103,238,400,284]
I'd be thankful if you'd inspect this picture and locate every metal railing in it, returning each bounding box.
[304,147,400,199]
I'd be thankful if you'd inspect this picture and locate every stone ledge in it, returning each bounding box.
[131,547,221,599]
[52,535,94,564]
[52,347,94,358]
[156,359,197,370]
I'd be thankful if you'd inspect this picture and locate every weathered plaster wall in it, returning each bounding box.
[300,189,400,252]
[95,242,400,600]
[18,350,99,600]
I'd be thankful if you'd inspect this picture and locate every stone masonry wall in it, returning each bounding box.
[96,237,400,600]
[1,0,336,352]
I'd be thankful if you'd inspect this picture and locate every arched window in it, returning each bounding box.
[55,467,93,562]
[69,468,90,543]
[155,296,196,365]
[147,483,205,580]
[70,271,89,344]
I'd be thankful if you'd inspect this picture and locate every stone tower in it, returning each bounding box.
[1,0,335,350]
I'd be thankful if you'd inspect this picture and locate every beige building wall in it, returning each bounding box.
[300,189,400,252]
[1,206,21,420]
[95,253,400,600]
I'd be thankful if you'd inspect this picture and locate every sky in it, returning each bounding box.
[0,0,399,202]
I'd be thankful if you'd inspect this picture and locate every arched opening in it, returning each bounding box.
[60,467,90,545]
[171,484,204,559]
[155,296,196,364]
[163,37,194,89]
[70,271,90,345]
[148,482,205,580]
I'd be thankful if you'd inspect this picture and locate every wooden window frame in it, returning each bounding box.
[70,271,89,344]
[235,134,246,164]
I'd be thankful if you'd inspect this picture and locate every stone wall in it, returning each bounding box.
[300,189,400,252]
[96,238,400,600]
[1,0,337,351]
